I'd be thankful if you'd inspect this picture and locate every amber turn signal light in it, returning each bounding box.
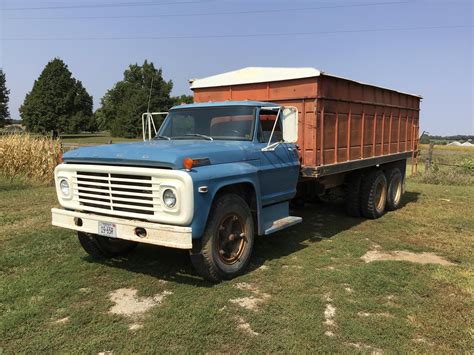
[183,157,194,170]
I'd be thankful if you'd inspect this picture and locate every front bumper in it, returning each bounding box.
[51,208,192,249]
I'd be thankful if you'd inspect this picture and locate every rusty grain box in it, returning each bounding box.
[190,67,421,176]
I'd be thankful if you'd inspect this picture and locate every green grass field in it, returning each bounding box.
[1,177,472,353]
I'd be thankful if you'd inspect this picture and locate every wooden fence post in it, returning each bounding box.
[425,143,434,171]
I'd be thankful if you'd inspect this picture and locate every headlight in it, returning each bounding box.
[59,179,70,196]
[163,189,176,208]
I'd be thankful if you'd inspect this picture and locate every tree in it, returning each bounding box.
[19,58,95,133]
[0,69,10,127]
[171,94,193,106]
[96,60,173,137]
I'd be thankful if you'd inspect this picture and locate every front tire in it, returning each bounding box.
[360,170,387,219]
[78,232,138,259]
[190,194,254,282]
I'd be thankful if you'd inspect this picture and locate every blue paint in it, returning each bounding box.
[261,201,290,231]
[63,101,301,239]
[63,140,255,169]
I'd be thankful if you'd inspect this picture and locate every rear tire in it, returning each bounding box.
[78,232,138,259]
[190,194,254,282]
[344,172,363,217]
[386,168,403,211]
[360,170,387,219]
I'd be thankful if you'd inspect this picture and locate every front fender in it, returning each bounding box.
[187,162,261,239]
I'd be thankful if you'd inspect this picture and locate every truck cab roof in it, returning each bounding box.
[170,100,280,110]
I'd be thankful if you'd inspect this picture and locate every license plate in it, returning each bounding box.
[98,222,117,238]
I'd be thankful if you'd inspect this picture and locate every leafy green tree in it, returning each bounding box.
[171,94,193,106]
[96,60,173,137]
[19,58,95,133]
[0,69,10,127]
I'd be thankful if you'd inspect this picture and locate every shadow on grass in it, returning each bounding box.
[83,191,420,286]
[399,191,420,208]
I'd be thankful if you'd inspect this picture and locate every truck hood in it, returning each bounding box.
[62,140,255,168]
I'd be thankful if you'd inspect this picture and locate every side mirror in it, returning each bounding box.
[282,106,298,143]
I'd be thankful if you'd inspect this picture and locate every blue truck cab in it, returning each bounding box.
[52,101,302,281]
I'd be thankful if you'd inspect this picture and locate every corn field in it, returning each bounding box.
[0,134,62,184]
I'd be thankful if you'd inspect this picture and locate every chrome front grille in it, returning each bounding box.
[73,171,160,216]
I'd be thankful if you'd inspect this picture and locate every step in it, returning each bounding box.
[264,216,302,235]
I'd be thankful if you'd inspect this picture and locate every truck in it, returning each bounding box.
[52,67,421,282]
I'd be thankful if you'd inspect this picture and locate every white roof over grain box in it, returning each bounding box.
[189,66,421,97]
[189,67,321,89]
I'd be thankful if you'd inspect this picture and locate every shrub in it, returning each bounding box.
[0,134,62,184]
[459,157,474,173]
[413,163,473,186]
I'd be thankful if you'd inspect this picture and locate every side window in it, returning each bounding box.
[258,110,282,143]
[171,115,195,136]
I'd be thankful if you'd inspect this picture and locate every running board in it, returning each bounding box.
[264,216,302,235]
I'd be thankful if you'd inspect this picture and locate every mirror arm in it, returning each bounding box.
[266,107,282,148]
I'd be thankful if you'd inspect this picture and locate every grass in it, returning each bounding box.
[0,177,472,353]
[409,144,473,185]
[419,143,474,153]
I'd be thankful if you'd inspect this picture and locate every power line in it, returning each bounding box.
[2,0,210,11]
[6,1,412,20]
[2,25,471,41]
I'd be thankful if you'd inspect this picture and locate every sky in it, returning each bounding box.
[0,0,472,135]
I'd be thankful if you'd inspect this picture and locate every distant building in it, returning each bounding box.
[1,124,25,133]
[447,141,474,147]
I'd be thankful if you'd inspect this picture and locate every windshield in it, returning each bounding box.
[157,106,256,141]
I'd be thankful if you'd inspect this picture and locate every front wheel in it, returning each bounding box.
[78,232,138,259]
[190,194,254,282]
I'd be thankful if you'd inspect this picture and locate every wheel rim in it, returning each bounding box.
[391,176,402,205]
[215,213,247,265]
[375,179,387,212]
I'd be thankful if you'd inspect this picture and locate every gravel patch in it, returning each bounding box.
[361,250,454,265]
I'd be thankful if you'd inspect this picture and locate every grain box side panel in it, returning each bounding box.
[193,74,420,173]
[193,78,317,103]
[231,83,269,101]
[268,78,317,101]
[193,78,319,167]
[194,86,232,102]
[316,75,420,170]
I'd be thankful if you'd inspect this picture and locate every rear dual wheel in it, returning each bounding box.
[347,167,404,219]
[360,170,388,219]
[386,168,403,211]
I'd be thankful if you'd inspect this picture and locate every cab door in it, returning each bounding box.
[255,108,300,206]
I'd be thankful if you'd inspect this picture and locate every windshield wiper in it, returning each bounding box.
[183,133,213,141]
[155,135,171,140]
